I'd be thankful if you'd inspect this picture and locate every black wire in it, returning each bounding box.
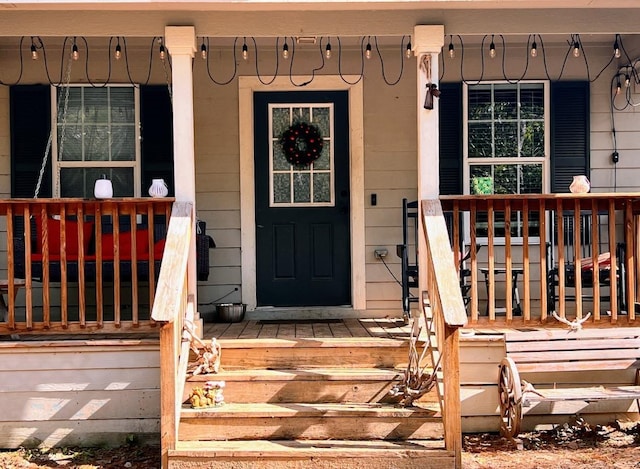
[81,36,112,87]
[500,34,530,84]
[337,36,365,85]
[537,35,554,81]
[374,35,405,86]
[288,36,327,87]
[458,34,485,85]
[252,36,280,86]
[141,36,157,86]
[122,37,138,87]
[204,36,238,85]
[36,36,56,86]
[379,255,406,290]
[58,37,71,86]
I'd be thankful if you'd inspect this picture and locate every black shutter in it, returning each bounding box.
[140,86,174,197]
[439,82,463,195]
[11,85,52,198]
[550,81,590,193]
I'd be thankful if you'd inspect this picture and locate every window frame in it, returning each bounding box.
[462,80,551,245]
[51,83,142,198]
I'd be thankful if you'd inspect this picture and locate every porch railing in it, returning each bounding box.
[440,193,640,326]
[421,199,467,467]
[150,201,194,468]
[0,198,173,334]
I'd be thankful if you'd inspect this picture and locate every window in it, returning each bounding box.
[463,81,550,239]
[52,85,140,198]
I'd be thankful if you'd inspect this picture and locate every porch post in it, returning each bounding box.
[165,26,198,304]
[414,25,445,297]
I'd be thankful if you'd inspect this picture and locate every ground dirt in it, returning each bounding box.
[1,422,639,468]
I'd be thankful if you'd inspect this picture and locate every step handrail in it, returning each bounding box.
[150,201,194,468]
[421,199,467,468]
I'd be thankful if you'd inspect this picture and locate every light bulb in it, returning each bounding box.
[325,42,332,59]
[114,43,122,60]
[72,43,79,61]
[614,40,621,59]
[200,42,207,60]
[365,42,372,60]
[448,43,455,59]
[530,42,537,58]
[489,41,496,59]
[31,43,38,60]
[242,42,248,61]
[282,42,289,59]
[625,74,631,88]
[573,41,580,58]
[405,41,412,59]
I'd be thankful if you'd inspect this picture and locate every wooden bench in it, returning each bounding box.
[499,328,640,440]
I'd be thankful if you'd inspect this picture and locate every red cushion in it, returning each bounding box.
[100,229,150,260]
[35,217,93,256]
[153,239,166,260]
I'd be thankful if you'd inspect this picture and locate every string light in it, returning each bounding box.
[489,36,496,59]
[200,40,207,60]
[325,39,332,59]
[530,41,537,58]
[72,37,79,61]
[365,39,372,60]
[448,41,455,59]
[573,40,580,58]
[114,38,122,60]
[159,43,166,61]
[614,37,621,59]
[625,74,631,88]
[242,38,248,60]
[30,38,38,60]
[616,77,622,95]
[282,39,289,59]
[405,41,412,59]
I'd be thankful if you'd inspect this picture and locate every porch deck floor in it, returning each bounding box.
[202,318,412,340]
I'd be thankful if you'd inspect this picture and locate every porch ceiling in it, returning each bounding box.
[0,8,638,39]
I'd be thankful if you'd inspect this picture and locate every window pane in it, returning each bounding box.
[272,107,290,138]
[493,165,518,194]
[495,122,518,157]
[314,141,330,170]
[111,126,136,161]
[84,88,109,123]
[293,172,310,203]
[313,173,330,203]
[520,121,545,157]
[273,173,291,204]
[493,87,517,120]
[313,107,330,138]
[62,88,82,124]
[468,85,492,120]
[470,165,493,194]
[84,125,110,161]
[521,164,543,193]
[110,88,135,123]
[468,123,493,158]
[520,85,544,119]
[60,167,134,198]
[59,123,83,161]
[273,144,290,171]
[292,107,310,123]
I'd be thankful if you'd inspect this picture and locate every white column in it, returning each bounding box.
[414,25,445,302]
[165,26,198,301]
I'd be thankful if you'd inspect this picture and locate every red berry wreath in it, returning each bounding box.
[280,122,324,166]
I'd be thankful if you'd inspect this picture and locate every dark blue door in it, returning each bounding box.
[254,91,351,307]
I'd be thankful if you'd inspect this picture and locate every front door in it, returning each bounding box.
[254,91,351,307]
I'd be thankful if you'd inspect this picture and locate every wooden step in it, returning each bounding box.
[168,439,454,469]
[179,402,443,441]
[184,367,422,404]
[207,337,424,369]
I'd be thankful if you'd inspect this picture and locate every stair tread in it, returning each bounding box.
[187,367,406,382]
[211,337,417,348]
[171,439,449,457]
[181,402,441,418]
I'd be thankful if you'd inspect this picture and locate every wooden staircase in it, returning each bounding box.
[167,331,454,468]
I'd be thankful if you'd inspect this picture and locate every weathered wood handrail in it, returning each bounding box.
[440,193,640,326]
[0,198,173,334]
[421,199,467,468]
[150,201,194,468]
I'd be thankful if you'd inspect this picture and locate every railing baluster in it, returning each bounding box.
[60,204,68,328]
[469,200,479,322]
[608,199,618,323]
[522,200,530,322]
[148,204,156,312]
[113,203,121,327]
[556,199,566,320]
[625,200,635,320]
[95,204,104,328]
[130,208,139,327]
[538,199,547,322]
[40,206,50,330]
[23,205,33,329]
[6,205,15,329]
[573,199,583,319]
[487,201,495,321]
[77,204,87,328]
[590,199,600,321]
[505,203,513,321]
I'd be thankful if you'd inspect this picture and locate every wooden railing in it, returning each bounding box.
[0,198,173,334]
[150,201,194,468]
[421,199,467,468]
[440,193,640,326]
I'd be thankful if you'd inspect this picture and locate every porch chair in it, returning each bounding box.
[546,211,625,313]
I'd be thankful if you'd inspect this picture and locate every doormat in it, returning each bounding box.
[257,319,344,325]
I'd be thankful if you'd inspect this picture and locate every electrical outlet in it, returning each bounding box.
[374,249,388,259]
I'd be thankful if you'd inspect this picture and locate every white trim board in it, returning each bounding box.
[238,76,365,312]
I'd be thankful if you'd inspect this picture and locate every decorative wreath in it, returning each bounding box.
[280,122,324,166]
